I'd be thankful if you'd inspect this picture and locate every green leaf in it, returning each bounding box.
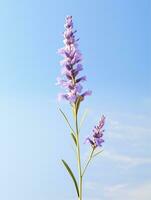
[93,150,104,158]
[62,160,79,197]
[73,96,83,117]
[71,132,77,146]
[79,109,89,130]
[59,108,75,134]
[75,96,83,115]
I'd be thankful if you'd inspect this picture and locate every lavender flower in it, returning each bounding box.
[57,16,91,103]
[86,115,105,148]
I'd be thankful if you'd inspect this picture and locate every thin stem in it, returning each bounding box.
[82,148,95,177]
[74,105,82,200]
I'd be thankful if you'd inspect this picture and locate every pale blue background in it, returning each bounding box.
[0,0,151,200]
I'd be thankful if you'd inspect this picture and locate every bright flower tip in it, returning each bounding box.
[85,137,95,146]
[82,90,92,97]
[57,93,67,102]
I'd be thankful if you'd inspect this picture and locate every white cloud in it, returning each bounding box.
[106,113,151,154]
[83,181,151,200]
[84,181,98,191]
[104,182,151,200]
[104,183,127,193]
[108,117,151,140]
[103,151,151,168]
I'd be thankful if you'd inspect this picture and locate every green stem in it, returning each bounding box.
[74,106,82,200]
[82,148,95,177]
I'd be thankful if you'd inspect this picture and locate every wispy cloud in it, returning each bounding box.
[104,183,127,193]
[104,182,151,200]
[83,181,151,200]
[107,117,151,140]
[103,150,151,168]
[84,181,98,191]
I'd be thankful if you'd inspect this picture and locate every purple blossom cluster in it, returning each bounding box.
[86,115,105,148]
[57,16,91,103]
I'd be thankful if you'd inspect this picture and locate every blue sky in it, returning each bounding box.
[0,0,151,199]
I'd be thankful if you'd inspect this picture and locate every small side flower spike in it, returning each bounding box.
[86,115,105,149]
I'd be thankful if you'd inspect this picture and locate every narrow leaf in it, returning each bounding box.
[71,132,77,146]
[79,109,89,130]
[59,108,75,134]
[62,160,79,197]
[93,150,103,158]
[75,96,82,114]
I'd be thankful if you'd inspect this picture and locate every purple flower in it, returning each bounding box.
[86,115,105,148]
[57,16,91,103]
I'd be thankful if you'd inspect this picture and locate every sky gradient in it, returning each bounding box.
[0,0,151,199]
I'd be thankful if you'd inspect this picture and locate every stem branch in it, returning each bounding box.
[82,148,95,177]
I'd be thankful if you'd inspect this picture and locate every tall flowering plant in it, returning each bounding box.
[56,16,105,200]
